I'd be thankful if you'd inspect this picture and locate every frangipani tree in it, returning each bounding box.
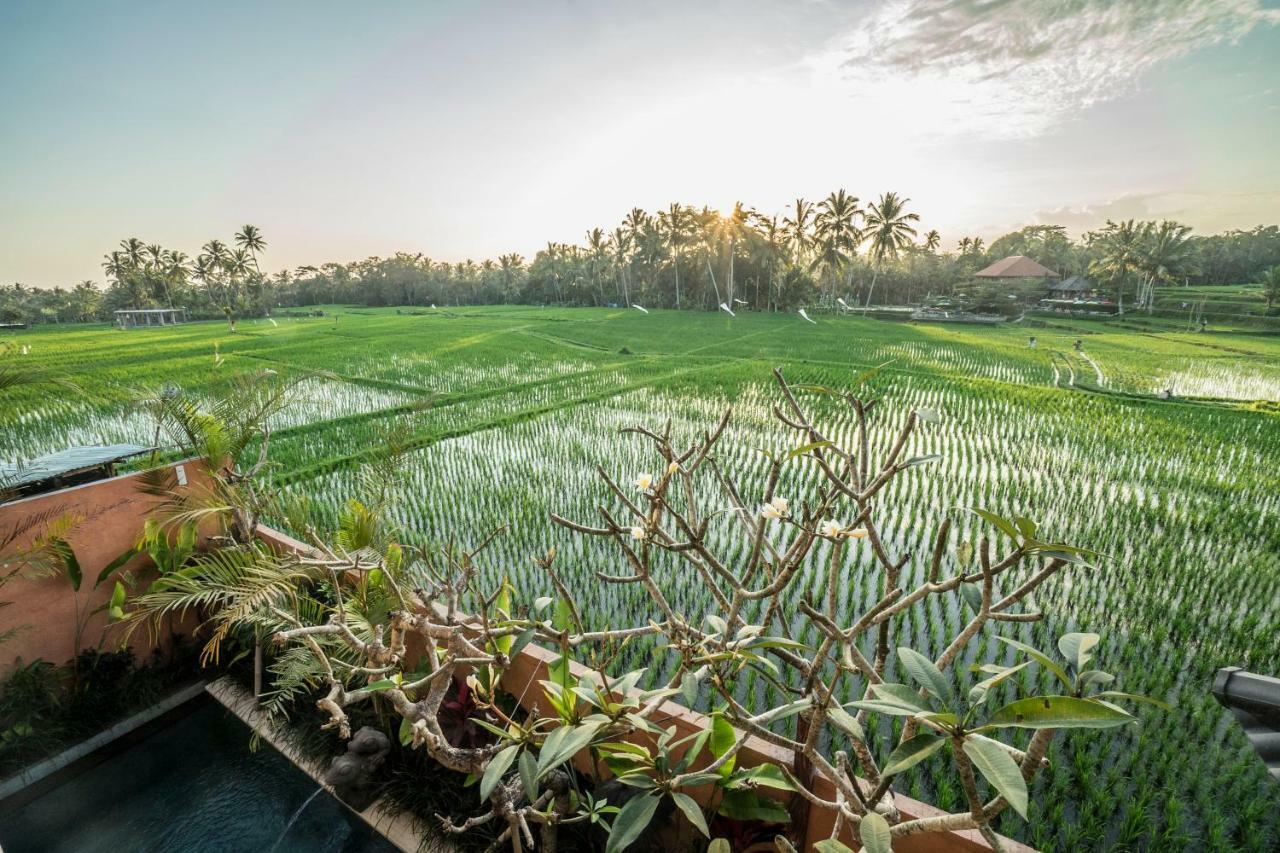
[132,369,1159,852]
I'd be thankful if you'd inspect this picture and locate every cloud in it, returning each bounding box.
[1029,189,1280,235]
[828,0,1280,137]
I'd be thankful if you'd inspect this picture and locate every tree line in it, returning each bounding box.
[3,194,1280,325]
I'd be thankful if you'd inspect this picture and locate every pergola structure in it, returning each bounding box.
[115,308,186,328]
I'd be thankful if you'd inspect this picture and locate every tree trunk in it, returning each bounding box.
[863,266,880,314]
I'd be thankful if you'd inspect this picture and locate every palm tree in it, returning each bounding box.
[924,230,941,253]
[120,237,145,268]
[585,228,609,306]
[784,198,815,269]
[1088,220,1148,316]
[813,190,861,305]
[1136,221,1197,313]
[609,227,632,306]
[752,213,786,311]
[656,203,690,309]
[235,225,266,273]
[862,192,919,312]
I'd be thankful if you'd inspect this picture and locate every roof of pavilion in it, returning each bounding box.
[973,255,1059,279]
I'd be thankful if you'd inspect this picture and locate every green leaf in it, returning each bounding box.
[860,811,894,853]
[1013,516,1038,540]
[107,580,127,622]
[716,788,790,823]
[814,841,857,853]
[959,583,984,614]
[725,763,796,792]
[670,791,709,837]
[708,713,736,776]
[480,744,520,802]
[53,539,82,591]
[787,439,834,460]
[1095,690,1172,711]
[95,547,137,587]
[1058,632,1100,671]
[707,841,732,853]
[986,696,1135,730]
[552,598,575,632]
[398,717,413,747]
[519,749,538,802]
[869,682,931,711]
[537,720,602,778]
[881,732,947,776]
[897,647,953,707]
[962,737,1028,819]
[968,661,1032,705]
[364,679,397,692]
[605,793,661,853]
[680,670,700,707]
[826,705,865,741]
[900,454,942,469]
[995,636,1071,689]
[969,508,1020,542]
[509,627,536,660]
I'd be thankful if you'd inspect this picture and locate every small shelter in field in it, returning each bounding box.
[115,308,186,329]
[973,255,1059,281]
[1047,276,1099,299]
[1,444,152,500]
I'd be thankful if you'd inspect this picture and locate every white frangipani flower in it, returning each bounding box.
[760,496,789,520]
[819,520,844,538]
[630,526,647,541]
[635,473,654,491]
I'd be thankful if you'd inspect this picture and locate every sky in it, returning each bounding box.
[2,0,1278,288]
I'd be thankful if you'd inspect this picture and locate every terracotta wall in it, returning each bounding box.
[254,524,1033,853]
[0,459,213,672]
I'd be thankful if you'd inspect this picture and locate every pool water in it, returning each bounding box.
[1,700,400,853]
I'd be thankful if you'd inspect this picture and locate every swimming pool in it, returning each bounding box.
[1,699,400,853]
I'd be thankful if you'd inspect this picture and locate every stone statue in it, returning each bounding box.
[325,726,390,811]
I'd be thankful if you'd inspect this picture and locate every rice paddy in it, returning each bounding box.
[3,306,1278,851]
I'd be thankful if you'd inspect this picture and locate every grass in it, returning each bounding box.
[3,306,1278,851]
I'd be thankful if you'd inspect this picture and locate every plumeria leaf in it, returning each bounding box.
[860,811,894,853]
[995,636,1071,688]
[480,744,520,802]
[605,793,661,853]
[1058,632,1101,671]
[881,732,947,776]
[897,647,953,706]
[670,791,709,837]
[963,737,1028,819]
[986,696,1135,729]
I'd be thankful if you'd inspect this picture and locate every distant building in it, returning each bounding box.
[1047,276,1098,299]
[973,255,1060,280]
[115,308,186,328]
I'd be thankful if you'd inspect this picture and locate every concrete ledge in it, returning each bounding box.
[206,676,453,853]
[0,680,207,801]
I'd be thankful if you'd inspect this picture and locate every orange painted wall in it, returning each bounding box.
[0,459,213,673]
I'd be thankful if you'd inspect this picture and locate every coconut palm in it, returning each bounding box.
[1088,219,1149,316]
[813,190,861,305]
[585,228,609,306]
[1136,221,1197,313]
[862,192,919,312]
[784,198,815,268]
[924,230,941,252]
[656,203,691,308]
[235,225,266,273]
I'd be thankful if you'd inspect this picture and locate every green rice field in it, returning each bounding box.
[3,307,1278,851]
